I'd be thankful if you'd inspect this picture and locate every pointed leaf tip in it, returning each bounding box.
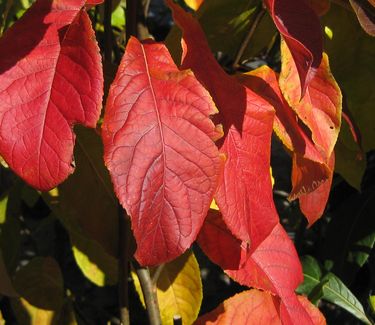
[102,37,222,266]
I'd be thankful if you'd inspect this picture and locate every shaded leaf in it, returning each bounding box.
[264,0,323,94]
[133,250,202,325]
[321,273,372,325]
[166,0,276,71]
[197,211,315,325]
[350,0,375,36]
[42,127,118,259]
[167,0,279,249]
[72,242,118,287]
[196,289,325,325]
[13,257,64,310]
[0,0,103,190]
[11,297,77,325]
[0,249,17,297]
[322,4,375,154]
[0,187,22,294]
[305,0,330,16]
[322,190,375,283]
[296,255,322,296]
[102,37,222,266]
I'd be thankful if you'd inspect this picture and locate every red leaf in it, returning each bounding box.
[305,0,330,16]
[238,66,330,201]
[198,211,316,325]
[299,152,335,225]
[167,0,279,248]
[0,0,103,190]
[238,66,333,223]
[85,0,104,4]
[102,37,222,266]
[196,289,325,325]
[264,0,323,95]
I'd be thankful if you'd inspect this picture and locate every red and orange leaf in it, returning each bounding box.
[0,0,103,190]
[238,66,329,184]
[238,66,331,223]
[297,295,326,325]
[299,153,335,226]
[196,289,325,325]
[279,40,342,163]
[167,0,279,248]
[264,0,323,95]
[196,290,281,325]
[198,211,315,325]
[102,37,222,266]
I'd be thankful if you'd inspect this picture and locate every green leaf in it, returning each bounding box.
[323,4,375,185]
[166,0,276,63]
[0,249,17,297]
[42,127,119,285]
[11,298,77,325]
[0,186,22,276]
[72,240,118,286]
[133,250,203,325]
[369,295,375,314]
[13,257,64,310]
[321,273,372,325]
[296,255,322,296]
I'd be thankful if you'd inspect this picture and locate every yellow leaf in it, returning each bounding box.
[132,250,202,324]
[185,0,203,10]
[72,239,118,287]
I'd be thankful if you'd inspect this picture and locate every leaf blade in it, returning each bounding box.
[102,37,222,266]
[0,0,103,190]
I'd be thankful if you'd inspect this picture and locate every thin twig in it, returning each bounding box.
[118,208,131,325]
[104,0,113,61]
[152,264,164,285]
[232,7,266,69]
[143,0,151,18]
[126,0,138,42]
[133,261,162,325]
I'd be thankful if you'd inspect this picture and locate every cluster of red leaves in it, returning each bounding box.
[0,0,343,323]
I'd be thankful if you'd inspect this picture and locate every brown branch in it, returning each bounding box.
[133,261,162,325]
[232,7,266,69]
[118,209,131,325]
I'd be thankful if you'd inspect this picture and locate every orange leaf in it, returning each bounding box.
[196,289,326,325]
[239,65,333,223]
[279,40,342,163]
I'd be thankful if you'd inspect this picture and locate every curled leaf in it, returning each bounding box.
[264,0,323,95]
